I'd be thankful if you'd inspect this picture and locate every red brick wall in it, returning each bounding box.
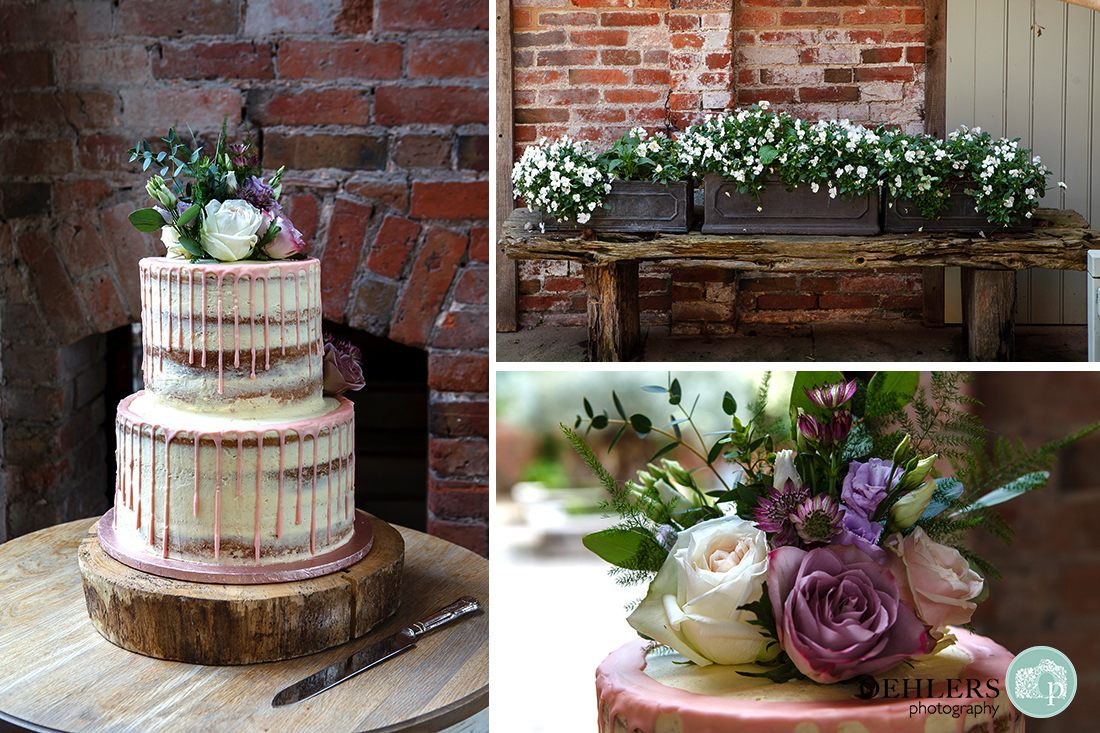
[512,0,927,330]
[0,0,489,555]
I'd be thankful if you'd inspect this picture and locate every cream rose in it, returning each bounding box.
[161,225,188,259]
[199,199,263,261]
[627,516,773,666]
[884,527,984,636]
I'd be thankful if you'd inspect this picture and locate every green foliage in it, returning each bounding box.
[597,128,688,185]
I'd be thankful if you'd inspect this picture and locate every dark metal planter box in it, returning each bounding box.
[702,174,881,235]
[885,183,1033,233]
[542,179,694,233]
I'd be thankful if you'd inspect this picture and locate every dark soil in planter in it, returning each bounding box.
[885,183,1033,233]
[702,174,881,235]
[541,179,694,233]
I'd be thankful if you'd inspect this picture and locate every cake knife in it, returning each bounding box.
[271,595,482,707]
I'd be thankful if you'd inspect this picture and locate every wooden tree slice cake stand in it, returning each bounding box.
[78,511,405,665]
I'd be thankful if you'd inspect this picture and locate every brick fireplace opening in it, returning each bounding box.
[0,0,489,555]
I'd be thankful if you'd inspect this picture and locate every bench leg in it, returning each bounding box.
[584,262,640,361]
[962,268,1016,361]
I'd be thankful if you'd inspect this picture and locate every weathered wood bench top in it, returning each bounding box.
[502,207,1098,271]
[501,208,1097,362]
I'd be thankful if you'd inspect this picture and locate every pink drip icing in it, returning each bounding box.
[193,433,201,516]
[187,269,195,364]
[236,433,243,497]
[280,273,287,357]
[254,433,263,562]
[309,427,319,555]
[295,435,304,526]
[248,274,257,380]
[263,276,271,371]
[217,271,225,394]
[213,434,222,559]
[133,425,140,516]
[326,427,333,545]
[277,431,286,539]
[175,267,183,351]
[148,426,156,545]
[201,271,208,368]
[294,271,302,361]
[161,428,179,558]
[233,273,240,369]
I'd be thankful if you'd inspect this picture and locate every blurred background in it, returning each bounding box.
[493,370,1100,733]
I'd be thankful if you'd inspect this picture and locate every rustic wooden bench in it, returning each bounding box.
[501,208,1098,361]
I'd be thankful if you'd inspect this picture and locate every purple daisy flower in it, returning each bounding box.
[789,495,845,546]
[753,480,810,546]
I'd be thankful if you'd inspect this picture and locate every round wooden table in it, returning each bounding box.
[0,518,488,733]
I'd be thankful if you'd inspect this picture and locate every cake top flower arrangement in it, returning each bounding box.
[564,372,1096,685]
[127,118,306,263]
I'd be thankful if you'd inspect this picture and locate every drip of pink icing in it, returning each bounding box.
[161,428,179,558]
[193,433,201,516]
[217,270,225,394]
[187,269,195,364]
[277,431,286,538]
[249,275,257,379]
[254,434,263,562]
[213,434,222,559]
[595,629,1022,733]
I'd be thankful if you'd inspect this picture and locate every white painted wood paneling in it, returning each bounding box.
[946,0,1096,324]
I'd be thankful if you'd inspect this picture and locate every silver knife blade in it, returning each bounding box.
[272,595,481,708]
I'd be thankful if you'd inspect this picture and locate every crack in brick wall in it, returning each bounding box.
[0,0,489,555]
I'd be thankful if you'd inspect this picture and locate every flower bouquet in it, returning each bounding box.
[511,128,693,233]
[126,118,306,262]
[565,372,1096,685]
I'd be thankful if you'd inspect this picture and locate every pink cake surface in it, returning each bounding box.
[596,627,1022,733]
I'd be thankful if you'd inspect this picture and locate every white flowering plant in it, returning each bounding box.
[126,117,306,262]
[677,103,791,195]
[783,118,882,199]
[942,126,1052,227]
[598,127,689,185]
[511,138,611,227]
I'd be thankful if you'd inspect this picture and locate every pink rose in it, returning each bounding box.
[263,215,306,259]
[884,527,984,636]
[768,544,933,683]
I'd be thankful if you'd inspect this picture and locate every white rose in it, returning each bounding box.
[161,225,189,259]
[628,516,773,666]
[884,527,984,637]
[200,199,263,262]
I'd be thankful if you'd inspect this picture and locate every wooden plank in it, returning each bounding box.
[585,262,640,361]
[922,267,945,326]
[973,0,1008,138]
[946,0,978,130]
[495,0,518,333]
[502,208,1099,271]
[925,0,948,138]
[0,518,488,733]
[963,268,1017,360]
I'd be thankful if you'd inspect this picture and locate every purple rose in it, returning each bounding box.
[322,339,366,395]
[768,544,933,683]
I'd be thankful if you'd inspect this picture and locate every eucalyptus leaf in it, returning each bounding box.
[630,413,652,438]
[583,398,594,418]
[581,528,665,571]
[959,472,1050,513]
[669,378,682,406]
[608,424,627,452]
[722,391,737,416]
[918,477,964,522]
[613,391,627,420]
[591,414,609,430]
[176,203,201,226]
[128,208,166,232]
[177,234,204,258]
[706,440,725,464]
[641,385,666,393]
[650,442,679,462]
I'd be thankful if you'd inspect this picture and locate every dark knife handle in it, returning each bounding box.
[401,595,481,640]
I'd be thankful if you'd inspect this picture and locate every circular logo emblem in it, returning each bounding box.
[856,677,880,700]
[1006,646,1077,718]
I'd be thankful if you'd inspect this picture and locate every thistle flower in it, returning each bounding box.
[228,141,258,171]
[753,480,810,546]
[789,495,845,545]
[804,379,858,410]
[797,411,853,446]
